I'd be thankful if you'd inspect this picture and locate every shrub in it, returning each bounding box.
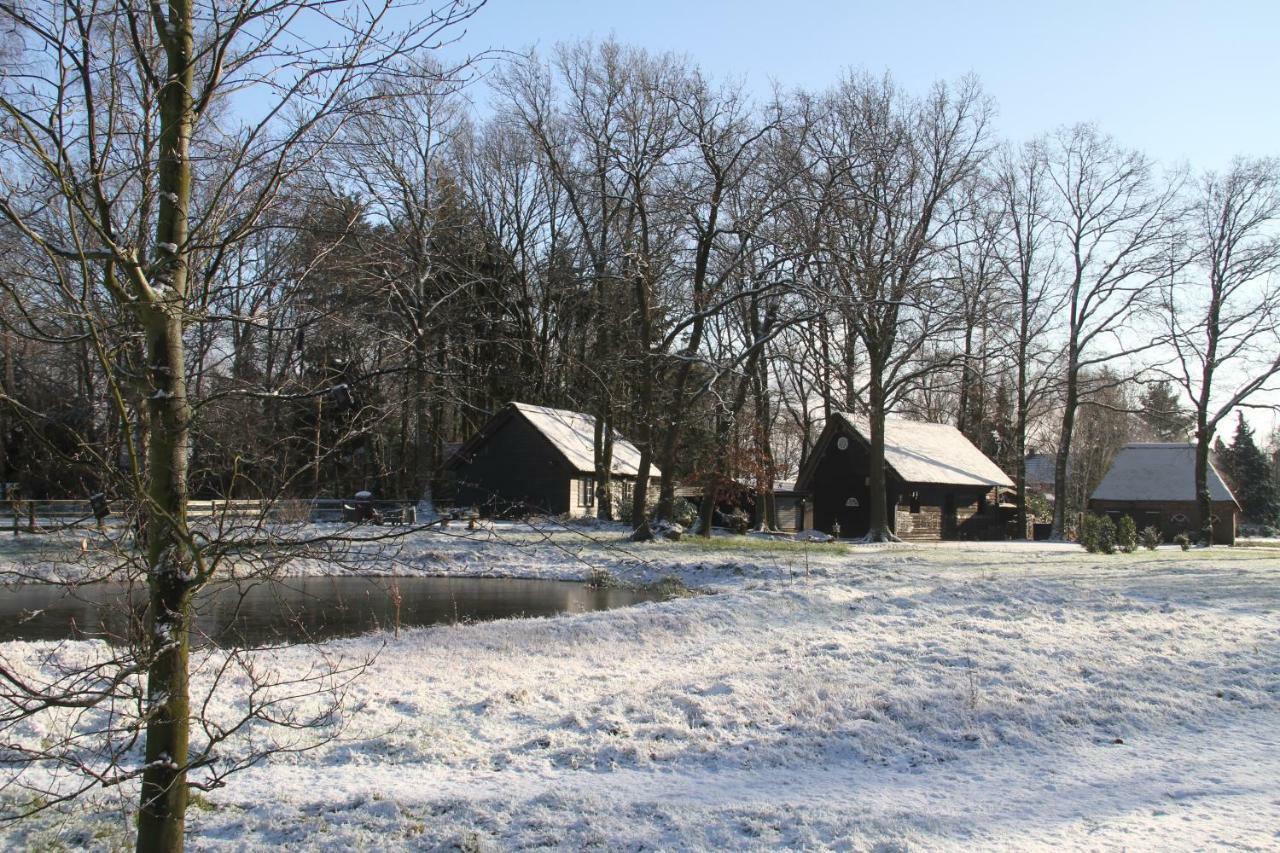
[728,510,749,535]
[670,497,697,528]
[1078,514,1100,552]
[618,493,656,525]
[1096,515,1117,554]
[1117,515,1138,553]
[1174,532,1192,551]
[1140,525,1161,551]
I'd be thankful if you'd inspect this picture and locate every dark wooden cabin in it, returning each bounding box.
[1088,443,1238,545]
[446,402,659,518]
[674,479,813,532]
[794,413,1014,541]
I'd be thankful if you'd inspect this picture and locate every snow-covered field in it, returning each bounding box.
[2,528,1278,850]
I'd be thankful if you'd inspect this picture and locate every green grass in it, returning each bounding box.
[1237,538,1280,549]
[670,535,849,556]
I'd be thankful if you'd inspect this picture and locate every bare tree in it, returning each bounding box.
[1162,157,1280,544]
[992,140,1068,535]
[0,1,483,847]
[1041,124,1182,538]
[801,73,993,541]
[332,58,471,508]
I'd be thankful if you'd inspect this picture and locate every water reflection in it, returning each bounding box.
[0,576,663,647]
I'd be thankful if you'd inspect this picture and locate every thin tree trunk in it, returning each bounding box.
[136,0,197,845]
[864,368,896,542]
[1051,357,1079,540]
[1194,426,1213,546]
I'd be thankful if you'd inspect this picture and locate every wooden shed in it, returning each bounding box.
[1087,443,1238,545]
[674,479,813,532]
[794,413,1013,541]
[446,402,659,518]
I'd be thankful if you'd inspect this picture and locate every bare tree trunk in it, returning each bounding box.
[1051,356,1079,540]
[864,369,896,542]
[1194,423,1213,546]
[137,308,193,853]
[136,0,197,845]
[593,411,614,521]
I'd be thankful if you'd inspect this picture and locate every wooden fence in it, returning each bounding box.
[6,497,418,531]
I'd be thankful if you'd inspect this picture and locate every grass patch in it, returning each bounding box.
[189,793,219,812]
[1237,538,1280,549]
[642,574,698,600]
[674,535,848,556]
[588,569,698,599]
[585,567,619,589]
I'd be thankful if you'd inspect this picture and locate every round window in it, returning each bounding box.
[1170,512,1188,525]
[836,436,849,451]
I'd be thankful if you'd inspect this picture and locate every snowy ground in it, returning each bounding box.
[1,530,1278,850]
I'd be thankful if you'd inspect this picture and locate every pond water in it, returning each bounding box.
[0,576,665,647]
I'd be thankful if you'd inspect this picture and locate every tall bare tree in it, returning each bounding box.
[801,73,993,541]
[992,140,1068,535]
[1162,157,1280,544]
[1041,124,1182,538]
[0,1,483,847]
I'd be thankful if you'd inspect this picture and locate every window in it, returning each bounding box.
[621,480,633,505]
[578,476,594,508]
[909,491,921,514]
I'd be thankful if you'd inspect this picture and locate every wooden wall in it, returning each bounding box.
[1087,499,1237,545]
[451,413,577,517]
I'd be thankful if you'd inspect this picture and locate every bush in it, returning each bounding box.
[618,492,657,526]
[1117,515,1138,553]
[670,497,697,528]
[1079,514,1101,552]
[1096,515,1117,554]
[1174,532,1192,551]
[1140,525,1161,551]
[728,510,749,535]
[1079,514,1118,554]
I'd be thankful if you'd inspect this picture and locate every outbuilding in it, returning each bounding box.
[446,402,659,518]
[1087,443,1238,545]
[794,413,1014,541]
[673,479,813,533]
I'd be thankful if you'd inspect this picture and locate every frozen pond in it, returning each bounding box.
[0,576,665,647]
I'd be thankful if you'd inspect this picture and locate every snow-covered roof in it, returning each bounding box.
[831,413,1014,488]
[511,402,656,479]
[1024,453,1056,488]
[1090,443,1236,504]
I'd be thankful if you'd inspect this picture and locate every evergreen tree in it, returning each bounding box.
[1221,413,1280,523]
[1137,380,1193,441]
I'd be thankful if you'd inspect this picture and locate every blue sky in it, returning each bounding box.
[448,0,1280,171]
[431,1,1280,437]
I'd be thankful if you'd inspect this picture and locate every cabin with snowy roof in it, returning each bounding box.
[1088,443,1239,545]
[445,402,659,518]
[1023,451,1056,497]
[794,413,1014,541]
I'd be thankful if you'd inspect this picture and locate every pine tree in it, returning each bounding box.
[1137,380,1193,441]
[1222,413,1280,524]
